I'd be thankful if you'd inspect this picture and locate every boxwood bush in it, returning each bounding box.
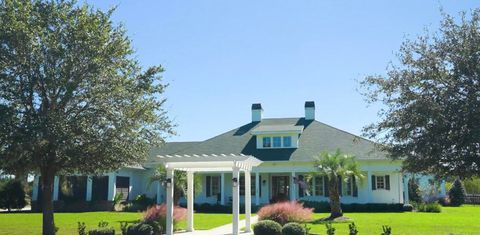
[253,220,282,235]
[282,222,306,235]
[126,223,154,235]
[87,228,115,235]
[300,200,405,212]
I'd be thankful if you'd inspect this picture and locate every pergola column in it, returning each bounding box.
[255,172,260,206]
[232,167,240,235]
[245,171,252,233]
[187,171,194,232]
[166,168,174,235]
[220,173,225,205]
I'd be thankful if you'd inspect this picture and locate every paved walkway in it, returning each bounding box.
[176,215,258,235]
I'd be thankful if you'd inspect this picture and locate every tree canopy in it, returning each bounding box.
[0,0,173,234]
[361,10,480,179]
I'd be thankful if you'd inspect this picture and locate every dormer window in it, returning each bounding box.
[260,135,295,148]
[252,124,302,149]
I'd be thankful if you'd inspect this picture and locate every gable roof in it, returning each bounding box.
[151,118,387,162]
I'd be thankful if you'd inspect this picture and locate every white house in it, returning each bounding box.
[31,101,445,209]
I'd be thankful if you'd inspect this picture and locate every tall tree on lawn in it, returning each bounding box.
[360,9,480,179]
[0,1,173,234]
[314,149,363,220]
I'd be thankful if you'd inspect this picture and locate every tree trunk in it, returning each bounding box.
[41,170,56,235]
[328,177,343,219]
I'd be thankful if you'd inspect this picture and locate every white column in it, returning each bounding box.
[220,173,225,205]
[166,168,174,235]
[86,176,93,201]
[255,172,260,206]
[245,171,252,233]
[187,171,194,232]
[232,167,240,235]
[53,176,59,201]
[403,174,409,203]
[32,176,39,201]
[107,172,116,201]
[156,181,162,204]
[290,172,296,201]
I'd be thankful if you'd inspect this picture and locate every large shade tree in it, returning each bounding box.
[360,10,480,179]
[0,1,173,234]
[314,150,363,219]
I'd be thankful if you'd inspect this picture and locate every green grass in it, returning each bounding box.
[0,212,244,235]
[306,205,480,235]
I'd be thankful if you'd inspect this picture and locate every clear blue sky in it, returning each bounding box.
[86,1,477,142]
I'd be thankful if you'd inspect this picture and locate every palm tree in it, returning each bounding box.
[314,149,364,219]
[150,165,202,205]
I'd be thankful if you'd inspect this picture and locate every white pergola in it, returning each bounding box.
[154,153,262,235]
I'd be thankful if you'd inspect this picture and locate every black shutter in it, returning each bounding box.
[352,176,358,197]
[385,175,390,190]
[259,175,262,197]
[338,176,342,196]
[372,175,376,190]
[324,176,329,197]
[206,176,211,197]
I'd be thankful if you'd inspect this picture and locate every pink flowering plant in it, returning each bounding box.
[257,201,313,225]
[143,204,187,231]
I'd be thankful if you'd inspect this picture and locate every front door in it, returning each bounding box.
[271,175,290,202]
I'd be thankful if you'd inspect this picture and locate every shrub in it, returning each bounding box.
[78,222,87,235]
[381,225,392,235]
[253,220,282,235]
[0,179,26,211]
[143,204,186,231]
[449,179,466,206]
[88,228,115,235]
[326,223,335,235]
[126,223,154,235]
[257,201,313,225]
[123,195,156,212]
[348,222,358,235]
[414,202,442,213]
[300,201,405,212]
[282,222,306,235]
[402,204,413,212]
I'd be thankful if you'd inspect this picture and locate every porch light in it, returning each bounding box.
[293,177,298,183]
[232,177,238,187]
[262,179,266,185]
[166,178,172,187]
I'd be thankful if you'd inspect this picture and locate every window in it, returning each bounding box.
[240,176,256,196]
[345,177,353,196]
[262,137,271,148]
[211,176,220,195]
[376,176,385,189]
[206,176,220,197]
[314,176,324,196]
[273,137,282,147]
[115,176,130,200]
[283,136,292,147]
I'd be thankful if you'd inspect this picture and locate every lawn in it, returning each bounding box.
[0,212,244,235]
[306,205,480,235]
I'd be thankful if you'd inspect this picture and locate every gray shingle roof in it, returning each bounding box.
[151,118,386,162]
